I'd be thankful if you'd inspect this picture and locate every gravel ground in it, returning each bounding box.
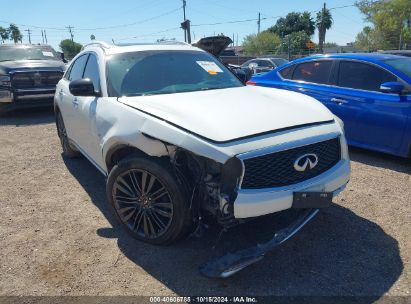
[0,108,410,299]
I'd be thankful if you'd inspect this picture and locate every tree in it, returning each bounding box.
[90,34,96,40]
[0,26,9,43]
[355,0,411,50]
[267,11,315,37]
[323,42,338,48]
[316,4,333,53]
[354,26,380,51]
[59,39,83,60]
[242,31,281,55]
[280,31,312,57]
[9,24,22,44]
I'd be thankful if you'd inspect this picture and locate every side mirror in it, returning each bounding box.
[59,52,67,63]
[380,82,404,94]
[69,78,99,97]
[232,67,252,84]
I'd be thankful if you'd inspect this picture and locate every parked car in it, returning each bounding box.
[0,44,66,114]
[241,57,289,74]
[54,41,350,277]
[249,53,411,158]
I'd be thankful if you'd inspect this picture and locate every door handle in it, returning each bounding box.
[331,98,348,105]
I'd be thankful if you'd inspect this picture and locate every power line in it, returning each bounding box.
[191,4,356,28]
[116,27,181,41]
[0,6,182,32]
[74,7,182,31]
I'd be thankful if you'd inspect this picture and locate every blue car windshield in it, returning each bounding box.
[106,50,243,97]
[382,58,411,79]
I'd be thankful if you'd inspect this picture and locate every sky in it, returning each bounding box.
[1,0,367,51]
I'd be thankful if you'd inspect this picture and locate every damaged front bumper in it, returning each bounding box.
[200,208,319,278]
[233,159,350,218]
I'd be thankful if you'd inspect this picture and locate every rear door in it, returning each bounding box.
[282,59,336,105]
[329,60,409,150]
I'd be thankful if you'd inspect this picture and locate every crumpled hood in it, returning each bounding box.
[119,86,334,143]
[0,60,66,74]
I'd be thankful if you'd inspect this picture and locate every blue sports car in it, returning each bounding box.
[248,53,411,158]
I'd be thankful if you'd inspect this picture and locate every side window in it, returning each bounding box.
[338,61,397,92]
[259,60,273,67]
[292,60,333,84]
[242,59,254,67]
[63,64,73,80]
[68,54,89,81]
[83,54,101,92]
[279,65,293,79]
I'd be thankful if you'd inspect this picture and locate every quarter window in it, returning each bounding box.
[338,61,397,92]
[292,60,333,84]
[68,54,89,81]
[83,54,101,92]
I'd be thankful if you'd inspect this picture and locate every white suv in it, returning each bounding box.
[54,41,350,250]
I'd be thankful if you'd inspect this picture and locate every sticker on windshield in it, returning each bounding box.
[42,51,54,57]
[196,61,223,74]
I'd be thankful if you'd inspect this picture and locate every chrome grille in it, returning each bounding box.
[12,71,63,89]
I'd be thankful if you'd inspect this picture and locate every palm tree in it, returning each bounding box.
[316,4,333,53]
[0,26,9,43]
[9,24,23,44]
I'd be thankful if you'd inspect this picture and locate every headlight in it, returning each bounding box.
[0,75,11,87]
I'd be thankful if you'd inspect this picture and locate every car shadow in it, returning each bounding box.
[0,107,54,126]
[349,147,411,175]
[63,156,403,299]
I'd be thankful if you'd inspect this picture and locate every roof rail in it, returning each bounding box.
[81,41,112,51]
[156,40,190,46]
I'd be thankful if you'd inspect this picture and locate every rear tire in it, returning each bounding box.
[106,156,193,245]
[56,111,80,158]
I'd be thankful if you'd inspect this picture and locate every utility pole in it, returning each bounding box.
[257,12,261,34]
[66,25,74,42]
[41,30,44,44]
[319,3,326,53]
[287,35,291,61]
[25,29,31,44]
[182,0,187,42]
[181,20,191,43]
[44,30,48,44]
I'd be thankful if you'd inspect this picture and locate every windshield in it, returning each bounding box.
[0,45,60,62]
[106,50,243,97]
[382,58,411,79]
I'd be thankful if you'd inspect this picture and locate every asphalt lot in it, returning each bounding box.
[0,108,410,299]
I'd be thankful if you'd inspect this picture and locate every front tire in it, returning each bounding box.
[56,111,80,158]
[106,157,192,245]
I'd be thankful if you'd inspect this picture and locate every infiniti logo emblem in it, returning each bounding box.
[294,153,319,172]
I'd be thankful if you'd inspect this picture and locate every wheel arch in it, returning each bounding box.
[104,133,178,173]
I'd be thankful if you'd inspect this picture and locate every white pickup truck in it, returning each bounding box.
[54,41,350,277]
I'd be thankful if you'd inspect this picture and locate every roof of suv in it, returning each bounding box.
[83,41,203,55]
